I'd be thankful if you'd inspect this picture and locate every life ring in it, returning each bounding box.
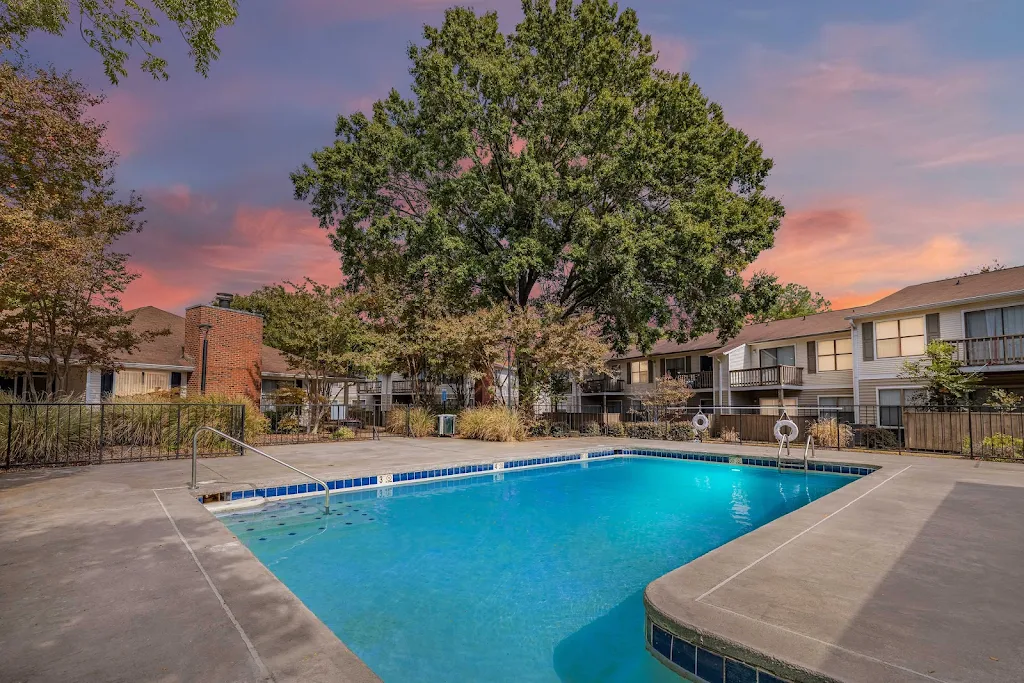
[691,412,710,432]
[774,418,798,443]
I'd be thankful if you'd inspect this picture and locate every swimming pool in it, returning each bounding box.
[220,456,856,682]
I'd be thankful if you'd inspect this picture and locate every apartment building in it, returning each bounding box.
[574,266,1024,417]
[849,266,1024,421]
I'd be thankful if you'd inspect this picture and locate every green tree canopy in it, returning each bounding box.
[1,0,237,84]
[293,0,784,354]
[748,277,831,323]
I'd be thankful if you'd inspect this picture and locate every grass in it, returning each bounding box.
[808,417,853,448]
[386,406,436,437]
[457,406,526,442]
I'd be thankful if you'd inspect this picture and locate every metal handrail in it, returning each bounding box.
[191,426,330,513]
[803,436,815,471]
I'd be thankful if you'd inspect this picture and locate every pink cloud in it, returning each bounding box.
[652,34,692,73]
[93,89,153,158]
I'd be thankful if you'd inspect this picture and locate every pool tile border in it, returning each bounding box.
[202,446,876,505]
[649,621,791,683]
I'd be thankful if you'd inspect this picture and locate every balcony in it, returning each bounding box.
[672,370,714,390]
[392,379,415,393]
[730,365,803,388]
[581,378,625,394]
[950,334,1024,367]
[357,380,382,393]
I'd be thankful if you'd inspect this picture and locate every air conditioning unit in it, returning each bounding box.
[438,414,456,437]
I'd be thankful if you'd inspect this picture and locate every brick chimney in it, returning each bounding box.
[184,303,264,402]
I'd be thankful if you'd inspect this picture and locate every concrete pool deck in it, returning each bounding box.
[1,438,1022,682]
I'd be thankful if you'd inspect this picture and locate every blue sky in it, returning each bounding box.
[22,0,1024,311]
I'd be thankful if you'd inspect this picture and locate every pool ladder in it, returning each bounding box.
[777,435,814,473]
[190,426,331,513]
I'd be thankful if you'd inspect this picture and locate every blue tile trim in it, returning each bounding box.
[213,449,872,506]
[503,453,582,469]
[649,623,796,683]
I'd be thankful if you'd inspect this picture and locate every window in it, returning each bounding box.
[758,396,797,416]
[629,361,649,384]
[170,372,182,388]
[699,355,713,372]
[759,345,795,367]
[876,317,925,358]
[965,305,1024,338]
[817,338,853,371]
[818,396,854,424]
[664,357,691,378]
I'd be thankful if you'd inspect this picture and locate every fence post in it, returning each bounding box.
[5,402,12,469]
[239,404,247,455]
[98,401,105,464]
[967,403,974,459]
[405,403,411,437]
[175,404,182,456]
[835,412,841,452]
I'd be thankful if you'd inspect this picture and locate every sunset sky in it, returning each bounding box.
[23,0,1024,313]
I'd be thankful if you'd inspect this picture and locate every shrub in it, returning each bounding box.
[549,421,571,438]
[581,421,602,437]
[720,427,739,443]
[386,406,436,437]
[625,422,660,439]
[808,418,853,448]
[965,433,1024,458]
[528,420,551,437]
[666,422,696,441]
[858,426,899,450]
[603,421,626,437]
[331,426,356,441]
[0,392,99,464]
[568,430,581,438]
[457,406,527,442]
[276,414,301,434]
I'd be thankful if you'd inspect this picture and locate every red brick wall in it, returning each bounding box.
[184,305,263,402]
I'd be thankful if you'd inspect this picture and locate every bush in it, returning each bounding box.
[276,414,301,434]
[603,421,626,437]
[965,433,1024,458]
[386,406,436,437]
[858,426,899,450]
[331,426,356,441]
[568,430,581,438]
[808,418,853,448]
[528,420,551,437]
[549,421,571,438]
[666,422,696,441]
[720,427,739,443]
[581,421,602,437]
[621,421,696,441]
[457,406,527,442]
[0,392,99,464]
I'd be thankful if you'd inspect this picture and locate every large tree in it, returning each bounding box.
[231,280,376,427]
[748,277,831,323]
[0,64,158,398]
[293,0,784,354]
[1,0,237,84]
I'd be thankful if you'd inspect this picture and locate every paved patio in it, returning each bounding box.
[1,437,1022,682]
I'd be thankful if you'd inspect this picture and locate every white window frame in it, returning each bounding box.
[876,317,925,358]
[816,338,853,372]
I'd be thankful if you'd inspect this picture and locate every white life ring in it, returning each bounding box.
[774,418,799,443]
[691,412,710,432]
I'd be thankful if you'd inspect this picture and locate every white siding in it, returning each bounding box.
[858,294,1024,378]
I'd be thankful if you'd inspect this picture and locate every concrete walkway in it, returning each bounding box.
[1,437,1023,682]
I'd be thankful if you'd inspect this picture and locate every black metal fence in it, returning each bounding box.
[1,401,246,468]
[526,400,1024,460]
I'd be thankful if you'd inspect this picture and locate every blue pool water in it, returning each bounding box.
[220,457,854,682]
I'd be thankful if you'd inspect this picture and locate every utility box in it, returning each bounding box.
[438,414,456,437]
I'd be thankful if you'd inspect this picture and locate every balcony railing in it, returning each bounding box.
[357,380,382,393]
[950,334,1024,366]
[581,378,625,394]
[392,380,415,393]
[729,365,803,388]
[671,370,714,390]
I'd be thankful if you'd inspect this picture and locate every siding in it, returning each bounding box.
[85,367,102,403]
[857,378,924,407]
[858,294,1024,378]
[114,369,171,396]
[794,388,855,408]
